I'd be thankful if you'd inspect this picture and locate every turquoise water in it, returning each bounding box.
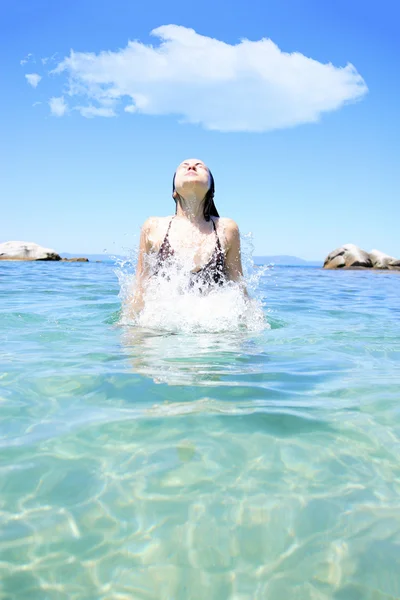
[1,261,400,599]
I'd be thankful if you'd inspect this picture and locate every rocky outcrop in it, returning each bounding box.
[61,257,89,262]
[0,241,91,262]
[324,244,372,269]
[324,244,400,270]
[0,241,61,261]
[369,249,400,269]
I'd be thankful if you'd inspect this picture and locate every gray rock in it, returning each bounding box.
[0,241,61,261]
[61,257,89,262]
[324,254,346,269]
[323,244,372,269]
[369,249,400,269]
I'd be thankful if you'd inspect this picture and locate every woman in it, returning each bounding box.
[131,158,245,314]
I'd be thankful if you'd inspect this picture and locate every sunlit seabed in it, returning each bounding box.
[1,253,400,599]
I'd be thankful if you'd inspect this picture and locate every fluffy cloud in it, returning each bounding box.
[25,73,42,88]
[48,25,367,131]
[49,96,68,117]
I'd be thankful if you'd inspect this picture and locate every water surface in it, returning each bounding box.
[1,261,400,599]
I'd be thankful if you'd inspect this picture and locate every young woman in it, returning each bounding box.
[131,158,245,313]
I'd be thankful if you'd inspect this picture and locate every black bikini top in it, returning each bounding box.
[153,217,226,286]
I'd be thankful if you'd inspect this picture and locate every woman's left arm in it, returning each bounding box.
[224,219,247,293]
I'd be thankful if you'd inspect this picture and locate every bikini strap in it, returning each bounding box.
[157,217,175,260]
[164,217,174,240]
[211,218,222,251]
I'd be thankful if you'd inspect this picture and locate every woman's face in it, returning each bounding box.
[174,159,211,197]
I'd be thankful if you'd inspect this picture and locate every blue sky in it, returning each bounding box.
[1,0,399,260]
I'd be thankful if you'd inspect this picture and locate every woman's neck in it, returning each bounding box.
[175,192,206,224]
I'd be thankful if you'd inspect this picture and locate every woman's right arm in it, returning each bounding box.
[130,218,155,314]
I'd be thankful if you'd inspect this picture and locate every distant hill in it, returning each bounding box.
[254,255,322,266]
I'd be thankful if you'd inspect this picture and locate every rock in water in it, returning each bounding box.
[0,241,61,261]
[369,249,400,269]
[61,257,89,262]
[324,254,346,269]
[323,244,373,269]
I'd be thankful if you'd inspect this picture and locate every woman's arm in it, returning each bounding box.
[223,218,249,296]
[224,219,244,281]
[130,218,154,314]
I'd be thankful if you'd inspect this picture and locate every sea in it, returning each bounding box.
[1,251,400,599]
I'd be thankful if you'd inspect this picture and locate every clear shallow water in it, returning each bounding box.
[1,261,400,599]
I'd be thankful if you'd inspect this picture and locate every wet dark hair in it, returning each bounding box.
[172,169,219,222]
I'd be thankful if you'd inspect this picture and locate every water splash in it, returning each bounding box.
[116,231,270,333]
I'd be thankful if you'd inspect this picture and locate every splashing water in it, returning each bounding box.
[116,232,269,333]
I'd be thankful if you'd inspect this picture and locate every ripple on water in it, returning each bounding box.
[1,262,400,598]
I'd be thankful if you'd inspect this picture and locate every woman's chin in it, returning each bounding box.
[179,180,208,193]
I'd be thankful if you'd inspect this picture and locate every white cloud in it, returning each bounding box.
[41,53,58,65]
[25,73,42,88]
[20,53,34,66]
[49,96,68,117]
[47,25,367,131]
[76,105,116,118]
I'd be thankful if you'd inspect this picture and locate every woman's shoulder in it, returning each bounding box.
[141,216,173,233]
[213,218,240,251]
[215,217,239,234]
